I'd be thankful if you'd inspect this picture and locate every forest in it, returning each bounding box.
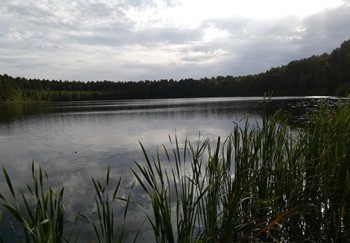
[0,39,349,102]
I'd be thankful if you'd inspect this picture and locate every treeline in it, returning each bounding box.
[1,39,350,102]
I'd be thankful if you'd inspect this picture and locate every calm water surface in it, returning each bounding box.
[0,97,337,241]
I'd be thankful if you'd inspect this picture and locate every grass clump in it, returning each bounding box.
[0,164,131,243]
[133,101,350,242]
[79,165,134,243]
[133,112,305,242]
[0,162,67,242]
[299,102,350,242]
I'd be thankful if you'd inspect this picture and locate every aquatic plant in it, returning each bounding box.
[132,111,304,242]
[79,165,135,243]
[133,101,350,242]
[0,162,67,242]
[298,102,350,242]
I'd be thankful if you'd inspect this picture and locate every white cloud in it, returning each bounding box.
[0,0,349,81]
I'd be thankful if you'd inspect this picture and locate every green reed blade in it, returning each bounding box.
[2,165,16,200]
[106,165,110,186]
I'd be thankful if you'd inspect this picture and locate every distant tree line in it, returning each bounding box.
[1,40,350,102]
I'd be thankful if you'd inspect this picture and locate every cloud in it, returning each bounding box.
[82,2,114,18]
[189,2,350,76]
[297,2,350,53]
[0,0,349,81]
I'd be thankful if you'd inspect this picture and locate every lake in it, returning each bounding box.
[0,96,337,241]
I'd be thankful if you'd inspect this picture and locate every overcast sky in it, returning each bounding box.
[1,0,350,82]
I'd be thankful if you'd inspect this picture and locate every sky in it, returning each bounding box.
[0,0,350,82]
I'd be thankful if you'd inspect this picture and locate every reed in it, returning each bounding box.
[0,162,67,242]
[79,165,135,243]
[299,102,350,242]
[133,101,350,242]
[132,112,302,242]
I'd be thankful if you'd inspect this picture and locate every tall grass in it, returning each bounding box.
[0,100,350,242]
[0,164,130,243]
[133,112,305,242]
[299,102,350,242]
[80,165,135,243]
[0,162,67,242]
[133,102,350,242]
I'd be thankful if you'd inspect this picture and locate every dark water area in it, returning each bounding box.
[0,96,339,242]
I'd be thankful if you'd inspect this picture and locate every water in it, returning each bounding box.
[0,96,337,241]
